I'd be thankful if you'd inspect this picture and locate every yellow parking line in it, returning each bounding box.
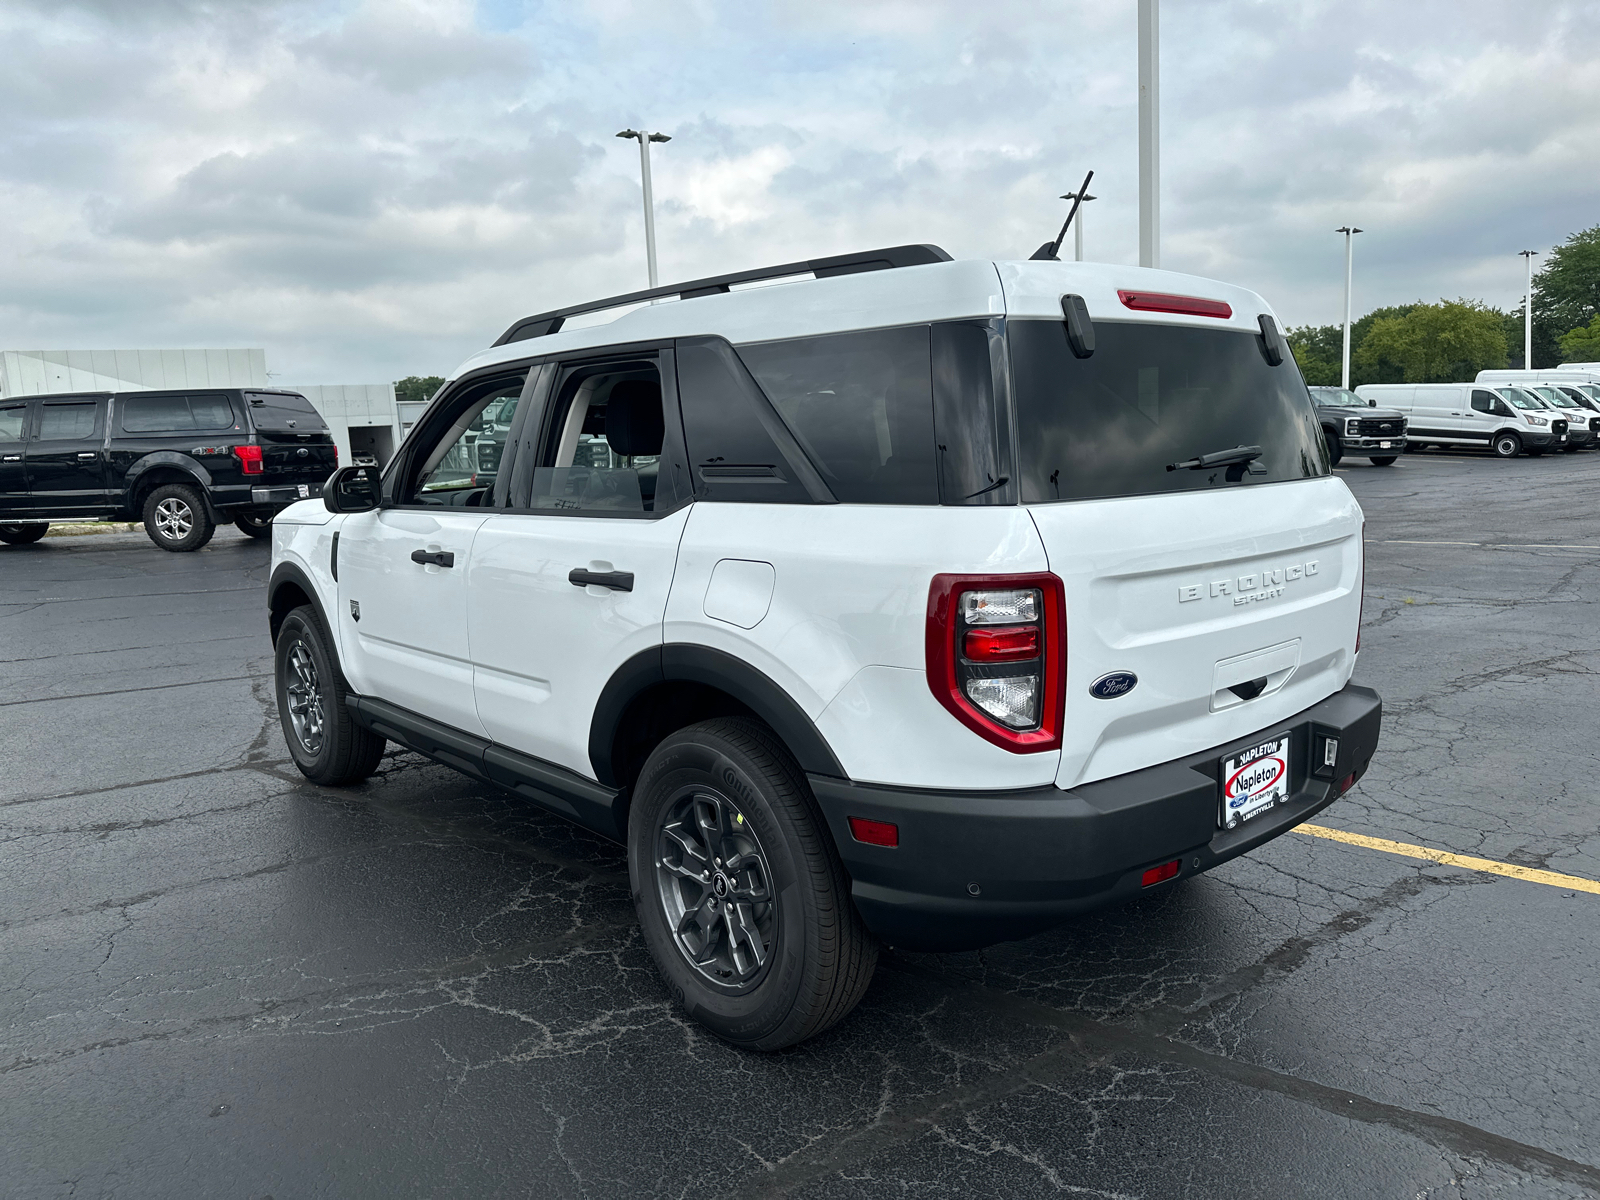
[1297,823,1600,895]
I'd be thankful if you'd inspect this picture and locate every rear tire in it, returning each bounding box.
[1324,431,1343,466]
[1492,432,1522,459]
[629,717,878,1051]
[143,484,215,551]
[234,511,274,539]
[0,523,48,545]
[1369,456,1397,467]
[274,606,386,785]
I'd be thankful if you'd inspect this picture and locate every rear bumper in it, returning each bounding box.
[811,682,1382,951]
[249,482,324,505]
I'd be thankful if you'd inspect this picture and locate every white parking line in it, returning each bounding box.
[1376,540,1600,549]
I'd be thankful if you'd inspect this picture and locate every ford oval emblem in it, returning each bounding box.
[1089,671,1138,700]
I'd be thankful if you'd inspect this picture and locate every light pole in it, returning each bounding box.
[1519,249,1538,368]
[1137,0,1159,268]
[1337,226,1363,390]
[1060,187,1096,261]
[616,128,671,287]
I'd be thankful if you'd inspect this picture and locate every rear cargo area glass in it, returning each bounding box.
[245,392,328,432]
[1010,320,1329,503]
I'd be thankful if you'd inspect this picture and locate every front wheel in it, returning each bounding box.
[1492,432,1523,459]
[143,484,215,551]
[629,718,878,1051]
[234,511,274,539]
[1324,431,1343,466]
[274,606,386,784]
[1369,456,1397,467]
[0,523,48,545]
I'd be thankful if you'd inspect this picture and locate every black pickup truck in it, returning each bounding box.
[0,388,337,551]
[1307,386,1408,466]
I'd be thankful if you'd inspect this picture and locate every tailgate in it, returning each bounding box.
[258,430,338,480]
[1029,477,1363,788]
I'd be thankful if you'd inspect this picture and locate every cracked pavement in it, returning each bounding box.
[3,450,1599,1198]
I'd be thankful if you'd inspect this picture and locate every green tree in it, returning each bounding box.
[1533,225,1600,365]
[1353,300,1507,383]
[1558,314,1600,363]
[395,375,445,404]
[1286,324,1342,385]
[1347,304,1419,386]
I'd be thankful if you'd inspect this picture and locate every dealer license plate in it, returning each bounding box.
[1378,441,1391,448]
[1220,736,1291,829]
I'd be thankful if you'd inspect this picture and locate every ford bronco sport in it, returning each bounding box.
[267,245,1382,1050]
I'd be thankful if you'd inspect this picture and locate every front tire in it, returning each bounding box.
[629,718,878,1051]
[234,511,274,539]
[274,606,386,784]
[1369,456,1397,467]
[1324,431,1343,466]
[1492,432,1522,459]
[0,523,48,545]
[143,484,215,551]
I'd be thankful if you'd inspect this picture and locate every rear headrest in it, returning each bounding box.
[605,379,664,457]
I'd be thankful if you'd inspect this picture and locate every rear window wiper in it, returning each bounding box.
[1167,444,1264,472]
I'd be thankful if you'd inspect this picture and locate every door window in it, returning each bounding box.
[406,376,528,507]
[1470,390,1495,413]
[37,402,98,441]
[528,362,670,515]
[0,405,25,443]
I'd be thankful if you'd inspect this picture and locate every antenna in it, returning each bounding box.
[1030,170,1095,261]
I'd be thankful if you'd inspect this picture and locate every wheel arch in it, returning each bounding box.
[268,560,334,648]
[125,454,213,516]
[590,644,848,797]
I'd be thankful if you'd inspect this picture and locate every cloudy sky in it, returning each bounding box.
[3,0,1596,383]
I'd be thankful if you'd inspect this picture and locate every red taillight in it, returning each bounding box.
[926,572,1065,753]
[1355,526,1366,654]
[964,626,1039,662]
[1141,859,1182,887]
[848,817,899,847]
[232,444,263,475]
[1118,289,1233,319]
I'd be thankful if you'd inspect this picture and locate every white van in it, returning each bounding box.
[1355,382,1568,457]
[1475,370,1600,416]
[1521,384,1598,448]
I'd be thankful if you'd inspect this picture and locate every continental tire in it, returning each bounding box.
[143,483,215,552]
[274,605,386,785]
[0,523,48,545]
[1492,432,1522,459]
[629,717,878,1051]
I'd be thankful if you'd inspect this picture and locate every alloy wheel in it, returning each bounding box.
[654,785,777,989]
[284,642,325,755]
[153,497,194,541]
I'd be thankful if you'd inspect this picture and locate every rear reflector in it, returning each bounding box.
[1118,289,1233,319]
[964,625,1040,662]
[1141,859,1181,887]
[848,817,899,848]
[1336,772,1356,795]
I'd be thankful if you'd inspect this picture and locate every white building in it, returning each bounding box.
[0,347,408,468]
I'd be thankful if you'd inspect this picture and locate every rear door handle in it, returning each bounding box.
[410,549,455,568]
[568,568,634,592]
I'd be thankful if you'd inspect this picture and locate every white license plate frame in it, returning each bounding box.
[1220,735,1291,829]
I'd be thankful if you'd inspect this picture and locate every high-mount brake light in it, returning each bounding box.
[1118,290,1233,319]
[231,444,263,475]
[926,573,1065,753]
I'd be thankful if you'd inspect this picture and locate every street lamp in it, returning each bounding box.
[1519,250,1538,369]
[616,128,672,288]
[1060,187,1097,261]
[1138,0,1159,268]
[1336,226,1363,390]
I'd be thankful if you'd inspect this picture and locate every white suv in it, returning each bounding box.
[267,245,1382,1050]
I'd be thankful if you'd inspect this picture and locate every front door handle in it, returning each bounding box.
[2,455,19,462]
[569,568,634,592]
[410,549,455,568]
[77,452,98,459]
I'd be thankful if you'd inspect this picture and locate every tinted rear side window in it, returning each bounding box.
[120,393,238,433]
[38,402,98,440]
[246,392,327,432]
[1010,319,1329,503]
[739,326,939,505]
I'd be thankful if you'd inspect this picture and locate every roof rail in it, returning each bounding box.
[491,244,953,347]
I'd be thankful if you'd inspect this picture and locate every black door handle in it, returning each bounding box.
[568,568,633,592]
[411,549,455,568]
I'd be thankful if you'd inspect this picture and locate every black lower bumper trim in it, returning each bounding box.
[810,683,1382,951]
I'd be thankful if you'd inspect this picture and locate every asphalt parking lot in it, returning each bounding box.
[4,450,1600,1199]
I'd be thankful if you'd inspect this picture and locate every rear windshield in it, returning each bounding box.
[120,393,238,433]
[245,392,327,432]
[1010,319,1328,503]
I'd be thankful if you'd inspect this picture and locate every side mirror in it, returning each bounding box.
[1368,399,1376,407]
[324,465,381,513]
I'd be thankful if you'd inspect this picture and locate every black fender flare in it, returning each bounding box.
[588,644,847,787]
[124,452,221,519]
[268,560,334,647]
